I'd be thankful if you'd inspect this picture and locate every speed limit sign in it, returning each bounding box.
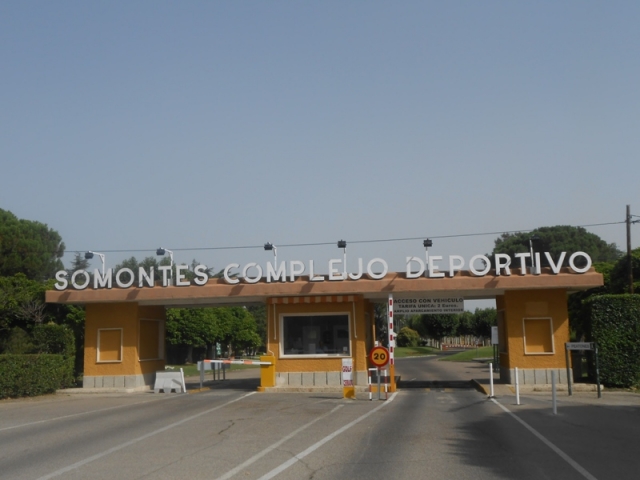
[369,346,390,368]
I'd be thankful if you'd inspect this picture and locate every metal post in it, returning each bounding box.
[199,361,204,389]
[489,363,494,398]
[627,205,634,294]
[384,369,388,400]
[515,367,520,405]
[529,239,535,274]
[377,367,381,400]
[551,370,557,415]
[595,343,602,399]
[565,345,572,396]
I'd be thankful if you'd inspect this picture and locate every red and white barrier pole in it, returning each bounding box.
[388,294,394,366]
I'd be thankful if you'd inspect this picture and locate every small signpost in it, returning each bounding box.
[565,342,601,398]
[369,346,390,369]
[491,326,499,372]
[342,358,355,399]
[368,346,390,400]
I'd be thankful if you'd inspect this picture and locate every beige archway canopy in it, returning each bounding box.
[46,268,603,307]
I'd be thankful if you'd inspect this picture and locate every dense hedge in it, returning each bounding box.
[33,323,75,357]
[0,354,75,399]
[584,294,640,388]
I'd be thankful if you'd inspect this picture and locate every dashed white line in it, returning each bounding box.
[0,396,173,433]
[256,393,398,480]
[36,392,256,480]
[215,405,344,480]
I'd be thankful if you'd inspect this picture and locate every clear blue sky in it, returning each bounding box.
[1,1,638,281]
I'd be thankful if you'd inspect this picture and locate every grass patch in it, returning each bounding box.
[439,346,494,362]
[395,346,439,358]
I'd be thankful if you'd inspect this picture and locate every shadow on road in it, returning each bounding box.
[397,379,474,389]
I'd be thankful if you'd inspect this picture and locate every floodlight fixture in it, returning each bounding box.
[423,239,432,273]
[85,251,105,276]
[337,240,347,277]
[264,242,277,269]
[156,247,174,285]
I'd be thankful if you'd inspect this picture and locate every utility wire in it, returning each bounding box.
[65,220,628,255]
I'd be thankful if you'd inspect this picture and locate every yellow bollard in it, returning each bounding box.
[258,355,275,391]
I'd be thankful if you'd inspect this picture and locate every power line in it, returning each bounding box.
[65,220,628,255]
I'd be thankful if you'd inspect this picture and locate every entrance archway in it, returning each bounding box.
[46,268,602,391]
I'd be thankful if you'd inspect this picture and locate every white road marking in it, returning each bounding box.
[214,405,344,480]
[491,398,598,480]
[0,396,174,433]
[36,392,256,480]
[256,393,398,480]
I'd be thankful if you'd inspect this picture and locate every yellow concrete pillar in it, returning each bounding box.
[500,289,571,384]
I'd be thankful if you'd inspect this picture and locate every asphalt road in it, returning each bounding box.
[1,355,639,480]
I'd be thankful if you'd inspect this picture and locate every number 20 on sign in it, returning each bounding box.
[369,346,390,368]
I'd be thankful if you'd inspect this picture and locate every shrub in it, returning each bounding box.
[33,323,75,357]
[2,327,35,354]
[396,327,421,347]
[584,294,640,388]
[0,354,74,399]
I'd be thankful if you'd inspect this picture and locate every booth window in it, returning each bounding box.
[281,314,350,356]
[523,317,554,354]
[97,328,122,363]
[139,319,163,361]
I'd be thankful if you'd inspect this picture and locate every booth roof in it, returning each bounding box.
[45,268,603,308]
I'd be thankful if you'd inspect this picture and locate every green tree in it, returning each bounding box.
[492,226,621,269]
[472,308,497,338]
[420,314,459,346]
[218,307,261,357]
[0,274,49,336]
[374,303,389,345]
[396,326,420,347]
[246,305,267,350]
[0,209,65,280]
[67,252,90,274]
[608,247,640,294]
[166,307,219,363]
[456,311,475,336]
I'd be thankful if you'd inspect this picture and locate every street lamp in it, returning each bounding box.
[423,239,433,273]
[529,235,540,274]
[264,242,277,270]
[85,251,105,276]
[337,240,347,277]
[156,248,174,285]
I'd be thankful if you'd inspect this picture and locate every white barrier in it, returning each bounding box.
[154,369,186,393]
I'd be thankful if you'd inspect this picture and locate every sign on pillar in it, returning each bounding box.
[342,358,355,399]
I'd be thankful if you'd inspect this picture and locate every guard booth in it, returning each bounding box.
[46,254,603,391]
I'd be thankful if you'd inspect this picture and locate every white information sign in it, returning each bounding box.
[342,358,353,387]
[491,326,499,346]
[393,297,464,314]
